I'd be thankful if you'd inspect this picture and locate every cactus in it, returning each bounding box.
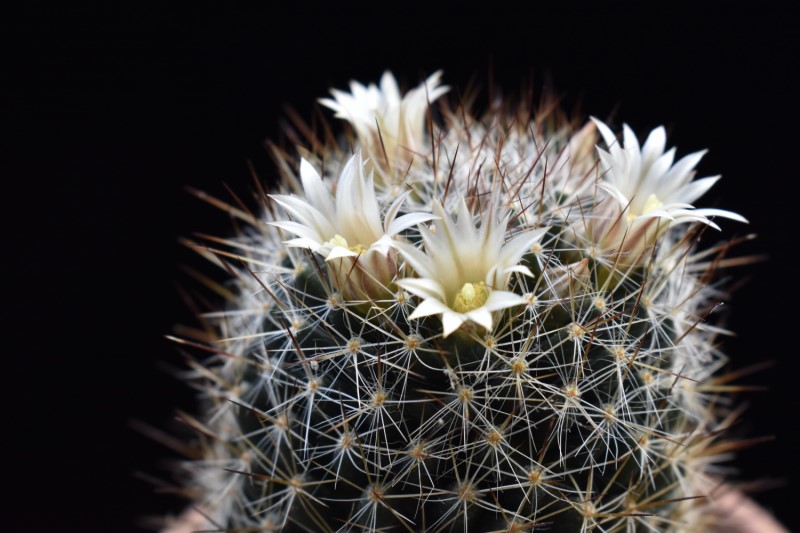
[170,71,749,532]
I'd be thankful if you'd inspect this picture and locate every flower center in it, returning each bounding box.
[628,193,664,222]
[452,282,490,313]
[326,234,367,254]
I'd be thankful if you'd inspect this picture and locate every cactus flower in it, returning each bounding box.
[319,71,449,169]
[270,152,434,299]
[393,199,548,337]
[585,118,747,265]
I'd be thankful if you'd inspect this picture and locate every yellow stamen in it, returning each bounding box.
[627,193,664,222]
[326,234,367,254]
[452,281,490,313]
[327,234,349,248]
[349,243,367,254]
[642,193,664,214]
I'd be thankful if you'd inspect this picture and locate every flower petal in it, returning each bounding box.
[441,311,468,338]
[464,307,493,331]
[270,194,333,239]
[335,153,383,245]
[682,208,749,224]
[408,297,451,320]
[386,211,438,237]
[396,277,447,302]
[497,226,550,266]
[392,239,437,280]
[591,117,618,148]
[325,246,359,261]
[482,290,527,312]
[299,159,336,222]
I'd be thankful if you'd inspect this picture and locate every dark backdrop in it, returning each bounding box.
[5,3,798,532]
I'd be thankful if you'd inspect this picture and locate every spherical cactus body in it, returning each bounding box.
[172,71,748,532]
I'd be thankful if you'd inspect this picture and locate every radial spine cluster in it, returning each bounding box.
[173,71,748,532]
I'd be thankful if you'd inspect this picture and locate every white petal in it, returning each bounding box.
[423,70,450,102]
[498,226,549,266]
[325,246,359,260]
[622,124,642,182]
[396,277,447,302]
[284,237,324,252]
[689,208,748,223]
[335,153,383,243]
[482,290,527,312]
[661,150,707,189]
[408,297,451,320]
[641,126,667,166]
[369,234,395,256]
[464,307,493,331]
[638,209,676,221]
[318,97,342,114]
[591,117,618,148]
[383,190,412,230]
[503,265,535,277]
[270,194,333,237]
[386,211,438,237]
[599,183,632,208]
[668,211,721,230]
[299,159,336,221]
[269,220,325,243]
[392,239,437,280]
[641,148,676,190]
[672,176,719,205]
[441,311,468,338]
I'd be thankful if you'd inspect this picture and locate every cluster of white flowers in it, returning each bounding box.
[273,71,744,338]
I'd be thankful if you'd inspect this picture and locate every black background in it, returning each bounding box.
[5,3,799,532]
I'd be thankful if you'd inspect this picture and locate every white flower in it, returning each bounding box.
[585,119,747,266]
[592,118,747,229]
[393,199,548,337]
[319,71,449,166]
[270,153,434,299]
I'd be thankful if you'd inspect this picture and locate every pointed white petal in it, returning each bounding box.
[668,211,722,230]
[369,234,395,255]
[383,190,412,230]
[299,159,336,221]
[284,237,324,251]
[673,176,720,204]
[318,97,342,114]
[498,226,550,266]
[503,265,535,277]
[661,150,707,188]
[325,246,359,260]
[622,124,642,182]
[270,194,333,237]
[591,117,618,147]
[392,239,437,280]
[386,211,438,236]
[269,220,326,243]
[638,209,676,221]
[408,297,451,320]
[599,183,632,208]
[380,71,401,104]
[423,70,450,101]
[335,153,383,244]
[689,208,748,223]
[482,290,527,312]
[641,126,667,166]
[641,148,676,189]
[441,311,467,338]
[395,277,447,302]
[465,307,493,331]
